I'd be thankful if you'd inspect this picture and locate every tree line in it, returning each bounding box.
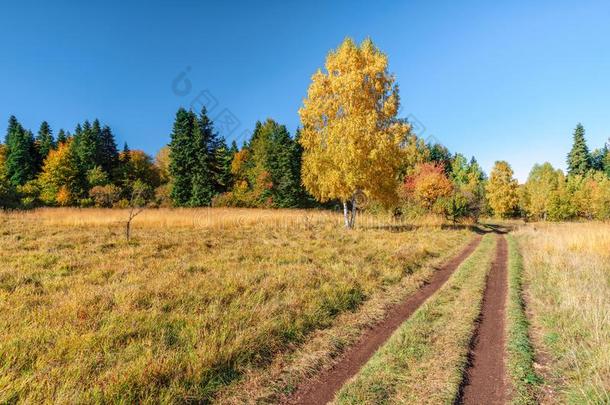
[1,112,608,222]
[1,38,609,225]
[486,123,610,221]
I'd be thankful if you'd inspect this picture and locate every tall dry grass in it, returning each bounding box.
[515,223,610,404]
[0,208,473,403]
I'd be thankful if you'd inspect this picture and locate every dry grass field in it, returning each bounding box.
[515,223,610,404]
[0,208,474,403]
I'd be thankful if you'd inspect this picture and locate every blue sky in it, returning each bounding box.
[1,0,609,181]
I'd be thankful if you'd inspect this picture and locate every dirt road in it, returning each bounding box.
[285,236,483,405]
[458,235,508,405]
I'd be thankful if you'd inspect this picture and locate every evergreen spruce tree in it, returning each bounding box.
[229,140,239,155]
[4,116,37,186]
[116,142,132,192]
[35,121,55,166]
[247,119,305,207]
[5,115,21,145]
[602,139,610,177]
[428,143,452,174]
[57,129,67,144]
[292,128,314,207]
[70,120,102,196]
[190,108,215,206]
[98,125,119,176]
[267,123,301,207]
[567,123,591,176]
[72,120,100,172]
[591,147,607,171]
[212,136,234,194]
[169,108,197,206]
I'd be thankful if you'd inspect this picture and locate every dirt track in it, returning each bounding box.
[285,235,483,405]
[458,235,508,405]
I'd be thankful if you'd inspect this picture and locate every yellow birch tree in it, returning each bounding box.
[486,160,519,218]
[299,38,408,228]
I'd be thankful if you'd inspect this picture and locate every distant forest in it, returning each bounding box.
[1,111,609,221]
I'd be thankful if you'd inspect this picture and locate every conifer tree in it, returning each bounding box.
[266,122,302,207]
[57,129,67,144]
[428,143,452,174]
[591,147,607,171]
[35,121,55,165]
[72,120,101,173]
[5,117,37,186]
[5,115,21,145]
[604,142,610,178]
[98,125,119,176]
[0,143,18,208]
[169,108,197,206]
[213,136,234,194]
[190,108,215,206]
[567,123,591,176]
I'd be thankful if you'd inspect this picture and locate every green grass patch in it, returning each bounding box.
[506,235,542,404]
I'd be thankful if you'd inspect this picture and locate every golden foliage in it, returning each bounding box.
[298,38,409,205]
[37,140,80,205]
[486,160,519,218]
[154,146,171,183]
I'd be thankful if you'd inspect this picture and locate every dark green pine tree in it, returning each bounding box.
[213,137,235,194]
[71,120,102,196]
[190,108,215,206]
[5,117,38,186]
[229,140,239,155]
[591,147,607,171]
[248,119,305,208]
[602,139,610,177]
[35,121,55,165]
[5,116,21,144]
[72,120,101,172]
[98,125,119,176]
[567,123,591,176]
[292,128,315,207]
[267,123,302,207]
[428,143,452,174]
[56,129,67,144]
[169,108,197,206]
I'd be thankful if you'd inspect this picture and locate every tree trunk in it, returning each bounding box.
[343,194,357,229]
[343,201,350,229]
[125,220,131,241]
[349,194,357,228]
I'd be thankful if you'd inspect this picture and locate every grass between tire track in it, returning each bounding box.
[505,235,542,404]
[333,234,497,404]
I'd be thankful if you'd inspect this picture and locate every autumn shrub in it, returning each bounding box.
[89,184,121,208]
[402,162,453,213]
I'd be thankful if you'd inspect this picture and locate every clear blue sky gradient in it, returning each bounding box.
[1,0,609,181]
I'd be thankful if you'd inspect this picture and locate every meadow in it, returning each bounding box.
[2,208,609,404]
[515,223,610,404]
[0,208,474,403]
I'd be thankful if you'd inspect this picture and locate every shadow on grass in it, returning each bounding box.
[362,223,512,235]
